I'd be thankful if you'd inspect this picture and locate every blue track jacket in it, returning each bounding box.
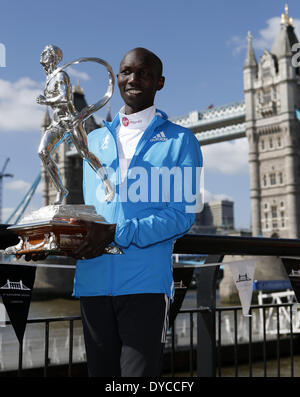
[73,109,203,299]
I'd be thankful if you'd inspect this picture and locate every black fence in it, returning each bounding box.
[2,230,300,376]
[1,301,299,377]
[171,233,300,377]
[167,303,300,377]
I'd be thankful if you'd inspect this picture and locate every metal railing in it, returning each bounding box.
[172,233,300,377]
[216,303,296,378]
[2,231,300,376]
[1,300,299,377]
[167,302,299,377]
[7,315,82,377]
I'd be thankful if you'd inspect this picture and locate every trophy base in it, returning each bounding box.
[5,205,122,256]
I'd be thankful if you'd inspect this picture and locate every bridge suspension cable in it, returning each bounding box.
[0,158,14,224]
[5,173,41,225]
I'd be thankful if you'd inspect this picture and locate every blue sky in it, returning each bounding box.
[0,0,299,228]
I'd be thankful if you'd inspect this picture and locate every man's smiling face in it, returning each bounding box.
[117,48,165,115]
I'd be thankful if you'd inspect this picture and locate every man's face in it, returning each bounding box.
[117,49,164,115]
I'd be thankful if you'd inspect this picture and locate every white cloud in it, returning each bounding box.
[0,71,94,133]
[2,202,41,224]
[68,67,90,82]
[20,203,41,218]
[204,189,233,203]
[1,207,14,223]
[228,16,300,54]
[0,77,45,132]
[5,179,31,192]
[202,137,249,175]
[227,35,248,55]
[4,178,42,207]
[35,182,43,194]
[253,17,281,50]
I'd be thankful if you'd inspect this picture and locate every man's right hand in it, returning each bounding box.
[69,218,116,260]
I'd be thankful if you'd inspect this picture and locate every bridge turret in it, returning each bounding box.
[244,32,257,121]
[243,31,261,236]
[244,4,300,239]
[244,31,258,71]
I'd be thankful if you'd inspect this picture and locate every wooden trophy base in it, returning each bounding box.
[4,205,122,257]
[5,220,89,256]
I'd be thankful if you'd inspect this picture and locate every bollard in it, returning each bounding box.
[194,254,223,377]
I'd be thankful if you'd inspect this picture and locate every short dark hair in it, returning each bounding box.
[121,47,163,77]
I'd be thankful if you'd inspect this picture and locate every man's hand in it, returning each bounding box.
[70,218,116,260]
[16,252,49,262]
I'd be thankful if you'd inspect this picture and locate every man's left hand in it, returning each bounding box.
[70,218,116,260]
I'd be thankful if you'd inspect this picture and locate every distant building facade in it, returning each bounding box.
[190,200,234,234]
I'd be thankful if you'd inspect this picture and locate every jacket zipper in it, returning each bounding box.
[102,115,166,296]
[102,121,121,296]
[103,121,120,223]
[125,115,159,173]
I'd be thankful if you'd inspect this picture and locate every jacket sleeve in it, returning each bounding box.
[114,130,203,248]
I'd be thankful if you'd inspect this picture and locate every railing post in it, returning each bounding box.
[18,338,23,377]
[68,320,74,377]
[194,254,223,377]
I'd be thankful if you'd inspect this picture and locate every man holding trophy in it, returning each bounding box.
[14,46,203,377]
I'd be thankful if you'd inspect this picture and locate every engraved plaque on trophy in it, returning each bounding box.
[5,45,121,257]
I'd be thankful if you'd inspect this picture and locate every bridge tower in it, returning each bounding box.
[244,5,300,238]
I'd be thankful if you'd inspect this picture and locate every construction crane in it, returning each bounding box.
[0,158,14,224]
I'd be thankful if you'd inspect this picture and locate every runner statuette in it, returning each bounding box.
[5,45,122,257]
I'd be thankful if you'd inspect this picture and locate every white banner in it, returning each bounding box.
[227,259,255,317]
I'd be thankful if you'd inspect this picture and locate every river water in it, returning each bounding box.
[0,296,84,373]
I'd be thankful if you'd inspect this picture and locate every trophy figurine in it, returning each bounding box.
[5,45,122,257]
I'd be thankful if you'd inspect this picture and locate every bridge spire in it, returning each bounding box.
[281,3,293,26]
[272,3,298,58]
[244,31,257,69]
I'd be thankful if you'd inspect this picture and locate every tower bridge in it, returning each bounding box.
[171,101,246,145]
[175,4,300,241]
[0,279,30,291]
[7,5,300,243]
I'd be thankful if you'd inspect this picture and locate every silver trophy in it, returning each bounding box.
[37,44,114,204]
[5,45,122,257]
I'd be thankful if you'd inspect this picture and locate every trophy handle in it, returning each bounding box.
[46,57,115,124]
